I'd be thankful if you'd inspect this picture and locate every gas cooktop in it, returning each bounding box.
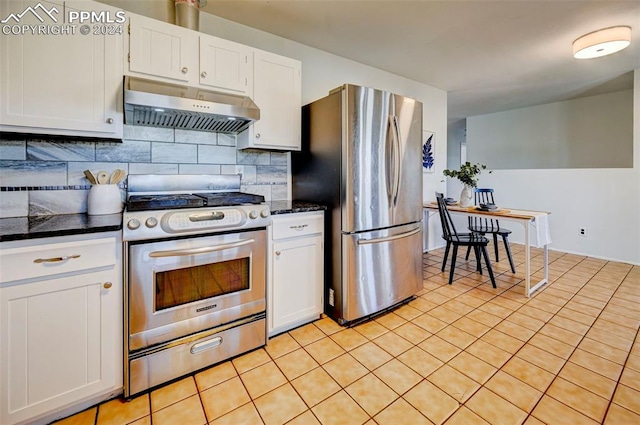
[123,174,271,242]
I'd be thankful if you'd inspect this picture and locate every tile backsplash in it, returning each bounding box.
[0,126,289,218]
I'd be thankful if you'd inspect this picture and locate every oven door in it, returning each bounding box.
[128,229,266,351]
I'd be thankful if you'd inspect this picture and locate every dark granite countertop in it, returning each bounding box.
[268,201,327,215]
[0,202,324,241]
[0,213,123,242]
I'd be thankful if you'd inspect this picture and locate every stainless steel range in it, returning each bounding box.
[122,174,270,397]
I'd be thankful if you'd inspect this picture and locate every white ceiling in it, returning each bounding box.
[202,0,640,121]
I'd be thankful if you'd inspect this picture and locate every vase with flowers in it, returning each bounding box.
[443,162,489,207]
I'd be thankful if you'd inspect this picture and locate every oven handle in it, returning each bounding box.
[148,239,255,258]
[191,336,223,354]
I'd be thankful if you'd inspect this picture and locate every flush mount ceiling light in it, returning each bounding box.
[573,26,631,59]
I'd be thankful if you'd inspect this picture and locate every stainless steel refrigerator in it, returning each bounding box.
[292,84,423,325]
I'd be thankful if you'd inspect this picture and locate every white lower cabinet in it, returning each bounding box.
[268,211,324,336]
[0,232,122,425]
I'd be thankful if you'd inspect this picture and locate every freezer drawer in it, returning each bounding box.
[338,223,422,323]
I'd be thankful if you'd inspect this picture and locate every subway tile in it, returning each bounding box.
[237,149,270,165]
[198,145,237,165]
[0,140,26,160]
[29,189,88,215]
[217,133,237,147]
[96,141,151,163]
[271,184,289,200]
[152,142,197,164]
[0,191,28,218]
[128,163,179,175]
[0,160,67,186]
[256,166,287,184]
[174,129,218,145]
[124,125,174,142]
[220,165,238,175]
[270,152,288,165]
[27,140,95,161]
[178,164,221,174]
[221,165,256,184]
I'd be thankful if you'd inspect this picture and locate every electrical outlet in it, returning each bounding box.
[579,227,587,237]
[329,288,335,306]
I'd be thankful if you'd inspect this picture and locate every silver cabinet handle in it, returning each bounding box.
[255,133,261,139]
[275,251,281,256]
[181,67,188,74]
[34,254,81,263]
[201,71,207,78]
[290,224,308,230]
[103,282,113,289]
[106,118,114,124]
[149,239,255,258]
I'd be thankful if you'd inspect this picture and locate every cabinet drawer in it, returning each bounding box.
[272,212,324,240]
[0,237,117,284]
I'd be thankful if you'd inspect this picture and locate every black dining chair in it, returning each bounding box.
[465,188,516,273]
[435,192,497,288]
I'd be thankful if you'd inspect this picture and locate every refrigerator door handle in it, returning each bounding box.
[390,115,401,206]
[357,227,421,245]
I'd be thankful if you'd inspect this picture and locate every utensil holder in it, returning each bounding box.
[87,184,123,215]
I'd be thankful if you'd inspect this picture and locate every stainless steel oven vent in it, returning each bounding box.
[124,76,259,134]
[127,107,252,134]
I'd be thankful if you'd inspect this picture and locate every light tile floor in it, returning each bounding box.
[55,244,640,425]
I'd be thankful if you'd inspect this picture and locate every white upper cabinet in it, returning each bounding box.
[127,13,198,85]
[127,15,252,97]
[126,13,302,150]
[238,50,301,150]
[199,34,252,96]
[0,0,123,139]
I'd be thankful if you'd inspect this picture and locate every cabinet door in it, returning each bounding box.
[199,35,252,95]
[271,234,323,332]
[239,50,301,150]
[0,269,121,425]
[0,0,123,138]
[128,13,197,84]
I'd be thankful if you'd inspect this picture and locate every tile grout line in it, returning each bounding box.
[440,251,607,423]
[519,258,637,424]
[515,256,611,423]
[597,265,639,424]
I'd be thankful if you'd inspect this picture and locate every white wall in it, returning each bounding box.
[470,90,633,169]
[464,70,640,265]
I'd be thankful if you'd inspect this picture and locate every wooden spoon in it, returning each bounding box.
[96,171,109,184]
[83,170,97,185]
[110,169,126,185]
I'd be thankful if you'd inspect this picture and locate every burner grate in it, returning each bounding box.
[196,192,265,207]
[126,192,265,212]
[126,195,205,212]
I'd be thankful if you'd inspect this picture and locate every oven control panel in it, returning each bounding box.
[123,205,271,241]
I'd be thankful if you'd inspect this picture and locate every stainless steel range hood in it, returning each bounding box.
[124,77,259,134]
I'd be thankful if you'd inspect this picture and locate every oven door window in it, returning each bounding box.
[155,257,250,311]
